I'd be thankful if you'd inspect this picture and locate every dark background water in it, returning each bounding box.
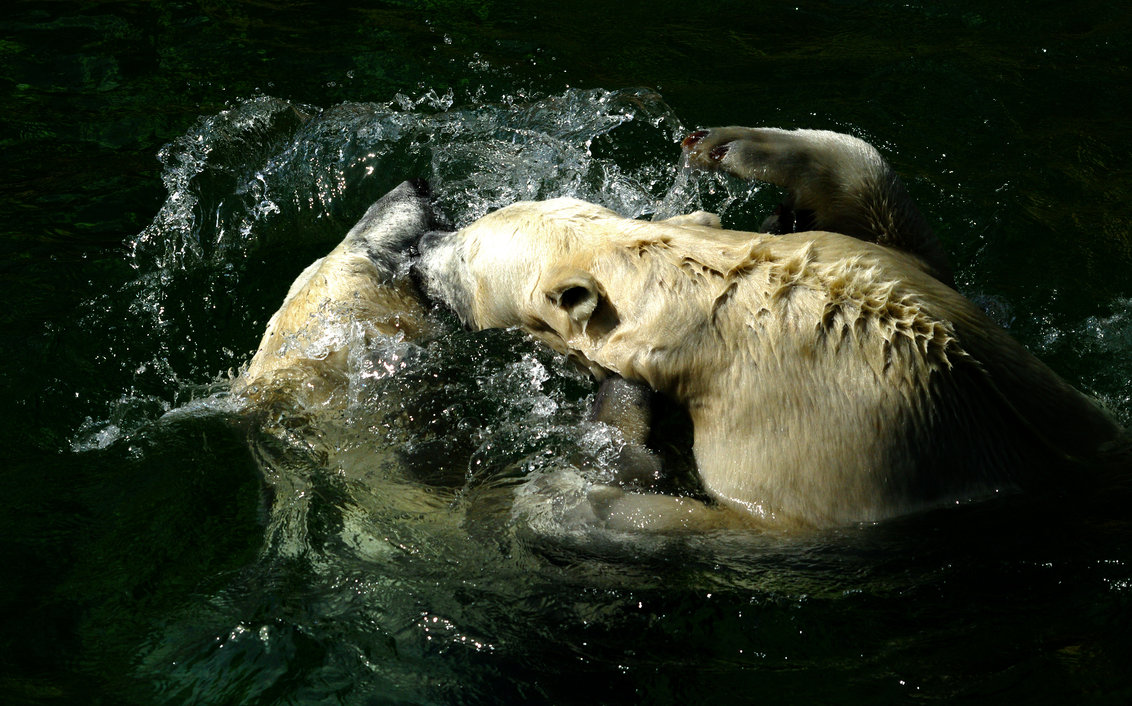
[2,1,1132,704]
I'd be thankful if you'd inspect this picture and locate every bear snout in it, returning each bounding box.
[409,228,477,327]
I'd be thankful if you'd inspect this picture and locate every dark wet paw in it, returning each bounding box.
[681,130,709,149]
[681,129,736,171]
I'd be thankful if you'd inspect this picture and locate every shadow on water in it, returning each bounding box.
[3,1,1132,704]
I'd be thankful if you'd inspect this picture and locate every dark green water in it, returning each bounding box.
[3,1,1132,704]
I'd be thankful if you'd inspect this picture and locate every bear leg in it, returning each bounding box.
[589,375,663,485]
[682,127,953,284]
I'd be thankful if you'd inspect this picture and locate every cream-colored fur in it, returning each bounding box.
[234,180,433,409]
[417,196,1123,528]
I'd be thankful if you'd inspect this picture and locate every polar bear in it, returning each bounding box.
[682,127,954,285]
[415,127,1125,529]
[234,179,434,409]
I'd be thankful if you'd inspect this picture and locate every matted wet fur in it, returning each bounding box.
[416,127,1126,529]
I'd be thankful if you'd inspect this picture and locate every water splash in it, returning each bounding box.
[1069,298,1132,425]
[73,88,710,450]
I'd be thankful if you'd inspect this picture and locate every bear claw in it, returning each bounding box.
[708,144,730,162]
[681,130,709,149]
[682,130,730,168]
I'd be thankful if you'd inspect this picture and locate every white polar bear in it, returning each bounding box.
[234,179,434,409]
[415,127,1126,530]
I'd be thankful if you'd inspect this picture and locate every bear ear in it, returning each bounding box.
[542,266,603,331]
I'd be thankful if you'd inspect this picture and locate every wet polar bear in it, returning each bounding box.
[233,179,434,408]
[416,127,1126,529]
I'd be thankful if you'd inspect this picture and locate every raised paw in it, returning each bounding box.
[680,126,952,283]
[681,126,829,188]
[681,129,734,169]
[682,127,745,175]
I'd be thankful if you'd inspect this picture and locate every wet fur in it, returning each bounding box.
[235,180,434,408]
[417,129,1125,528]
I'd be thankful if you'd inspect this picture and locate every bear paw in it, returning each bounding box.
[681,126,784,181]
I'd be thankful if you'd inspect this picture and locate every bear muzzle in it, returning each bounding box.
[410,228,477,329]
